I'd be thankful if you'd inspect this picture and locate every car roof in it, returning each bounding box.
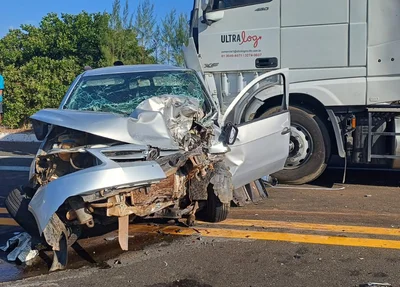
[82,64,190,77]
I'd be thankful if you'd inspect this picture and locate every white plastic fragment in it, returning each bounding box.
[0,232,39,262]
[359,283,392,287]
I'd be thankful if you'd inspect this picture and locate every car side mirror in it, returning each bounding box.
[31,119,49,141]
[222,122,239,145]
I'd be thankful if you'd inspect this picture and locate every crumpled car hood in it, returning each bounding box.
[30,108,180,150]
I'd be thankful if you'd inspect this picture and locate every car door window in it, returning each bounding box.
[223,73,287,125]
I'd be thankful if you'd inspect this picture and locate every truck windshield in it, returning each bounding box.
[63,70,212,116]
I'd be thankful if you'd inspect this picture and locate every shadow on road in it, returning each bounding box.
[311,167,400,188]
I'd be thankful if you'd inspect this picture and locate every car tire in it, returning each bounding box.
[259,106,331,185]
[205,184,230,222]
[5,186,40,238]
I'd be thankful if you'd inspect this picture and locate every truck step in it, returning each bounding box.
[370,154,400,160]
[367,106,400,113]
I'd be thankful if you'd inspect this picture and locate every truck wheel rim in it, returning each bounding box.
[284,124,313,169]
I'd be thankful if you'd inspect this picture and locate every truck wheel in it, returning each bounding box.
[260,106,331,185]
[5,186,40,238]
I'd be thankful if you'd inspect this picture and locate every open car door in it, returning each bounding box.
[222,69,290,189]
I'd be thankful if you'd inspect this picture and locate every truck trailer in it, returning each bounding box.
[184,0,400,184]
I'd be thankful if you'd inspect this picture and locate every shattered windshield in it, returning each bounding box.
[63,70,212,116]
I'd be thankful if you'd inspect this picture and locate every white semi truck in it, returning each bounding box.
[183,0,400,184]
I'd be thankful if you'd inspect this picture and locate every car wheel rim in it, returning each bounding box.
[284,124,313,169]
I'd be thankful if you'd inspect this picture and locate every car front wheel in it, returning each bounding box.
[204,184,230,222]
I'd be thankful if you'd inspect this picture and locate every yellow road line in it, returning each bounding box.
[0,208,8,214]
[197,219,400,237]
[129,224,400,250]
[231,208,400,218]
[0,218,19,226]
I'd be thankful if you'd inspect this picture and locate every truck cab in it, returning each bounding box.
[185,0,400,184]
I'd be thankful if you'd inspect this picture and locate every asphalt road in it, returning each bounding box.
[1,142,400,286]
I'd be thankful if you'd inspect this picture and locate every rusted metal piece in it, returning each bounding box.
[89,202,114,208]
[107,195,176,217]
[187,155,211,182]
[118,215,129,251]
[173,171,186,198]
[188,169,213,201]
[186,201,199,226]
[98,172,187,218]
[131,175,175,205]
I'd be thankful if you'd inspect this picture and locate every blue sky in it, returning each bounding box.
[0,0,193,38]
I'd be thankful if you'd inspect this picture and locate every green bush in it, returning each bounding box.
[2,57,80,128]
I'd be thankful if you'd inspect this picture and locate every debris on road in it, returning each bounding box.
[0,232,38,263]
[359,283,392,287]
[105,236,117,242]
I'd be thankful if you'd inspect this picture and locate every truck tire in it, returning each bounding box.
[259,106,331,185]
[5,186,40,238]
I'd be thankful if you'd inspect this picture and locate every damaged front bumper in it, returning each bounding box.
[28,144,168,234]
[27,141,231,271]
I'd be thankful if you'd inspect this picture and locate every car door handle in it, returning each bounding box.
[281,127,290,135]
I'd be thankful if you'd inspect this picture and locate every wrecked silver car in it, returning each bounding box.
[5,65,291,271]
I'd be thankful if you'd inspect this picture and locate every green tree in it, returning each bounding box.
[160,10,189,66]
[151,24,163,63]
[101,0,155,66]
[160,9,176,65]
[172,13,190,66]
[0,12,109,69]
[134,0,156,49]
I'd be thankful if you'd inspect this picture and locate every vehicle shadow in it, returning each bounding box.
[311,167,400,188]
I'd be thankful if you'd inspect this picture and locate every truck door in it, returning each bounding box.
[198,0,280,72]
[222,69,290,189]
